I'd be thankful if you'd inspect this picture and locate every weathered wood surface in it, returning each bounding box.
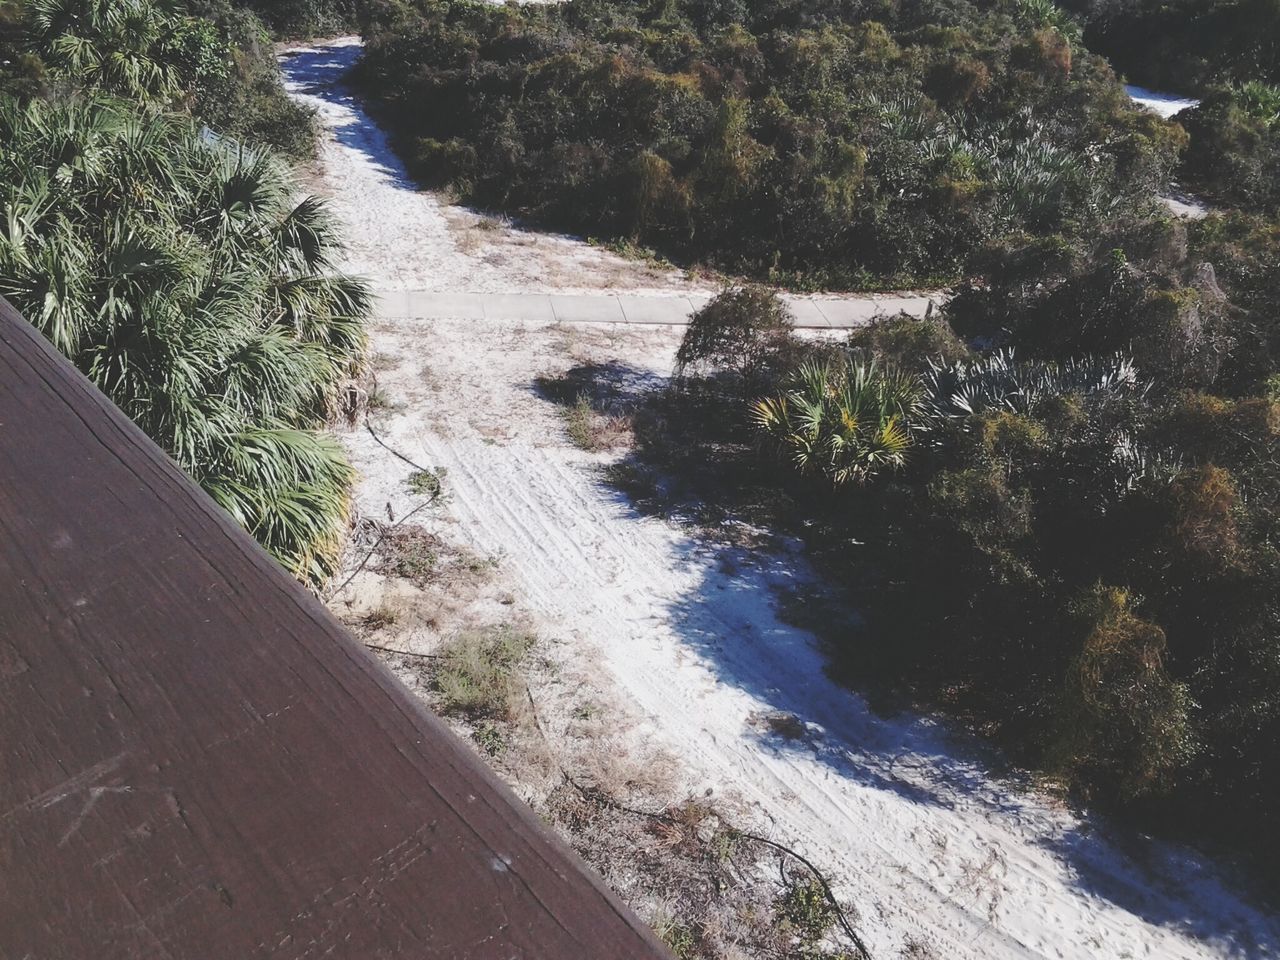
[0,298,670,960]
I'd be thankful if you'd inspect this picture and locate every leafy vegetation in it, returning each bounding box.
[1177,83,1280,211]
[752,357,921,486]
[351,0,1180,288]
[0,0,368,584]
[654,266,1280,882]
[431,624,536,722]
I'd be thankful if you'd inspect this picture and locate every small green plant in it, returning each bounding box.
[360,606,399,631]
[565,394,598,449]
[775,875,839,953]
[652,914,699,960]
[406,467,445,499]
[432,624,535,722]
[471,721,507,756]
[560,393,629,451]
[377,528,440,585]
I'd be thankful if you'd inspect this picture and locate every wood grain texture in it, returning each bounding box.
[0,298,671,960]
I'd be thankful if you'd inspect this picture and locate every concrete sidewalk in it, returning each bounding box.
[373,290,940,328]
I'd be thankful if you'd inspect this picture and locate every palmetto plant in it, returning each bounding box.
[28,0,182,100]
[751,357,923,485]
[1231,80,1280,129]
[922,349,1174,497]
[0,96,369,584]
[921,349,1146,421]
[1012,0,1082,49]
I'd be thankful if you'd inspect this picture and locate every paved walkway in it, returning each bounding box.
[373,290,940,328]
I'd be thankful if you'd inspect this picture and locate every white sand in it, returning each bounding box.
[1126,85,1201,119]
[289,39,1279,960]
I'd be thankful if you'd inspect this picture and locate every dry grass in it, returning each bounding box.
[338,508,861,960]
[563,393,632,451]
[373,526,498,589]
[432,624,536,722]
[360,605,399,631]
[539,763,861,960]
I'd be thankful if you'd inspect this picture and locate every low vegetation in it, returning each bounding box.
[0,0,369,584]
[351,0,1180,289]
[432,623,536,722]
[1177,83,1280,211]
[644,282,1280,886]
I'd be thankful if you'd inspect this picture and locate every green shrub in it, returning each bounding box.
[433,625,535,722]
[0,97,368,584]
[1050,585,1194,798]
[675,286,797,391]
[752,357,923,485]
[351,0,1177,288]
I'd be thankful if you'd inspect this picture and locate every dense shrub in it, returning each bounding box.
[242,0,357,37]
[675,286,796,391]
[0,97,368,583]
[0,0,365,584]
[1177,84,1280,213]
[662,225,1280,875]
[352,0,1182,288]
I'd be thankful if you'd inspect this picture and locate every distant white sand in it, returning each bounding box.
[1126,84,1201,118]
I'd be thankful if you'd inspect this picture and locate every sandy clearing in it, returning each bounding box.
[1126,85,1201,119]
[287,37,1280,960]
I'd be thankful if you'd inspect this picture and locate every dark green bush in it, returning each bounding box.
[675,286,797,391]
[351,0,1181,289]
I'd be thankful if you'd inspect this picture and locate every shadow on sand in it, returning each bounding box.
[533,359,1280,959]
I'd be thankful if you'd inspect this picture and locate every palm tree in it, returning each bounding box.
[28,0,182,101]
[0,95,369,585]
[751,356,923,485]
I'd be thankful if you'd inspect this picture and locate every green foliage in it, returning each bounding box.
[406,467,444,498]
[1050,584,1194,797]
[1014,0,1083,50]
[0,1,48,99]
[1178,84,1280,213]
[1080,0,1280,93]
[774,875,840,957]
[921,349,1147,421]
[752,357,922,485]
[352,0,1177,288]
[0,96,368,584]
[29,0,184,100]
[675,286,796,390]
[238,0,356,38]
[845,314,968,367]
[185,0,317,157]
[432,624,535,723]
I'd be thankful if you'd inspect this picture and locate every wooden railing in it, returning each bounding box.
[0,297,671,959]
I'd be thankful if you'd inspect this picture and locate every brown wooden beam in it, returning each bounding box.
[0,297,670,960]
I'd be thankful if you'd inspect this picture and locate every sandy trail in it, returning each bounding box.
[285,38,1280,960]
[281,38,714,296]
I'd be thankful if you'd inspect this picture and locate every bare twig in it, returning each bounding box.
[364,642,442,661]
[324,395,443,601]
[522,685,871,960]
[324,498,434,601]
